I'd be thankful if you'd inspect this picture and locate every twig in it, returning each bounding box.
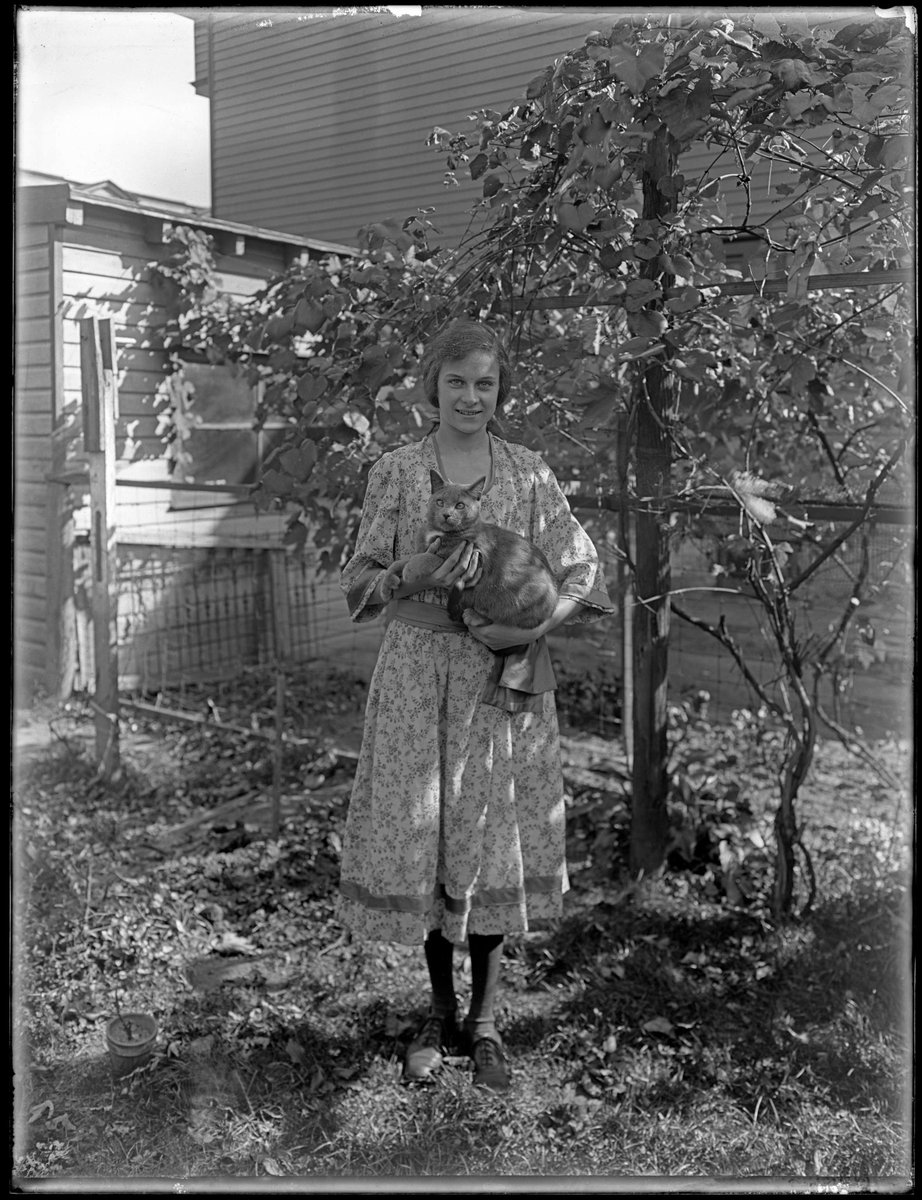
[83,858,94,932]
[317,933,349,958]
[233,1068,256,1114]
[814,702,906,794]
[47,718,84,761]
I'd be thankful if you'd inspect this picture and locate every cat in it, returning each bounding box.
[395,470,559,629]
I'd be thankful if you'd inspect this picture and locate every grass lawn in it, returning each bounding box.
[11,671,913,1188]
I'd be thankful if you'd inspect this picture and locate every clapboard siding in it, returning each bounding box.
[15,218,55,699]
[204,10,631,246]
[199,9,808,249]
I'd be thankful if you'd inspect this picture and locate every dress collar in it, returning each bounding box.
[427,432,495,494]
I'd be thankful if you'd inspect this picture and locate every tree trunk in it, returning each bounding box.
[629,127,676,876]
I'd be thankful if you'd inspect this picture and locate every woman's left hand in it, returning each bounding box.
[462,610,545,651]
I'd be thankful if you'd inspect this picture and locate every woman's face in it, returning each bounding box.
[435,351,500,437]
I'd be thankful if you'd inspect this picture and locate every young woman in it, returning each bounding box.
[336,319,614,1091]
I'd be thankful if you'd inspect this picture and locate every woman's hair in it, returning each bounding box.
[419,319,513,410]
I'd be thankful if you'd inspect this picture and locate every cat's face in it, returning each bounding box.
[428,471,484,532]
[434,352,500,437]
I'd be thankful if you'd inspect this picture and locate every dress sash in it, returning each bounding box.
[391,599,556,714]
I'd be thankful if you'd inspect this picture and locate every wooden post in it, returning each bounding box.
[80,317,120,778]
[630,127,676,875]
[268,549,292,661]
[620,513,635,772]
[271,666,284,842]
[616,412,634,772]
[267,552,289,843]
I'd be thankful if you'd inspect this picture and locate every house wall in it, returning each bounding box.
[15,186,378,700]
[193,9,639,248]
[15,218,58,694]
[192,8,816,252]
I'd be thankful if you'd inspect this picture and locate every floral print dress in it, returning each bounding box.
[335,434,614,946]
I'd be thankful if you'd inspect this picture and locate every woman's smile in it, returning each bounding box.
[435,351,500,435]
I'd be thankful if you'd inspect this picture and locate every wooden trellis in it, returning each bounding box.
[506,221,911,872]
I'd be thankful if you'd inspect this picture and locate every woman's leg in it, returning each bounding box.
[424,928,457,1018]
[465,933,511,1091]
[464,932,503,1040]
[405,929,458,1081]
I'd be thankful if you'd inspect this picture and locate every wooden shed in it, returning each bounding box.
[14,172,382,703]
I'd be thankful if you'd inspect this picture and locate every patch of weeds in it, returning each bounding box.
[13,696,913,1182]
[555,661,622,736]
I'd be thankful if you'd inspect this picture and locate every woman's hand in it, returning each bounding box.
[391,541,483,600]
[462,596,583,650]
[461,610,545,651]
[428,542,483,590]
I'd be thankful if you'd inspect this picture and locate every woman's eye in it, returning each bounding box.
[436,499,444,507]
[455,502,464,510]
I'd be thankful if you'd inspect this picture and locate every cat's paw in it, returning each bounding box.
[378,563,405,601]
[401,552,442,585]
[461,609,490,628]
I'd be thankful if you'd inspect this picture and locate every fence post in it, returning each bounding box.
[620,514,635,771]
[80,316,120,778]
[616,412,634,771]
[269,549,292,661]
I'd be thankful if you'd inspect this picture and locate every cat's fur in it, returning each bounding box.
[398,470,559,629]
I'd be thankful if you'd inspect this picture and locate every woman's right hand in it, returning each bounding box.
[390,542,483,601]
[429,542,483,590]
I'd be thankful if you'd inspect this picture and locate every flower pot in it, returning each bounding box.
[105,1013,159,1077]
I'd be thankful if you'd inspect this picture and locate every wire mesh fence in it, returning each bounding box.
[68,481,912,747]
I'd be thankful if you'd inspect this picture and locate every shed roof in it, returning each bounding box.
[16,168,357,256]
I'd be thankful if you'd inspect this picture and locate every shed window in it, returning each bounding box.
[170,362,286,510]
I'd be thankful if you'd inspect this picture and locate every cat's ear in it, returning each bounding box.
[467,477,487,500]
[430,470,445,493]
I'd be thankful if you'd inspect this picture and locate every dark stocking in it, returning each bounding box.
[465,932,504,1042]
[424,929,457,1018]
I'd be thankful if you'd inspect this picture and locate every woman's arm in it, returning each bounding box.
[376,542,483,603]
[462,596,582,651]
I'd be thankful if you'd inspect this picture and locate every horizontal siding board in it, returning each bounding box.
[16,433,56,464]
[18,343,53,369]
[13,573,48,602]
[17,364,54,392]
[13,546,46,579]
[17,294,55,322]
[16,270,53,299]
[12,530,49,563]
[17,467,59,495]
[13,645,47,683]
[15,411,54,437]
[18,224,52,250]
[18,245,53,273]
[13,614,48,642]
[17,314,56,347]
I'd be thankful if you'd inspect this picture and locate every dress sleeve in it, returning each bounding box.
[340,453,402,623]
[531,457,616,625]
